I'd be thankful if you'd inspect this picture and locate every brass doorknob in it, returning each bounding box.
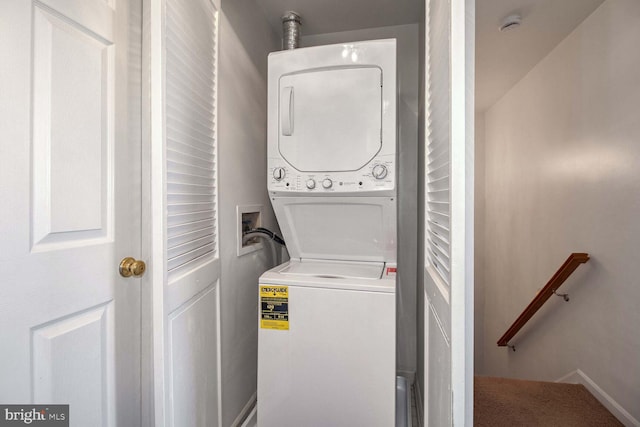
[119,257,146,278]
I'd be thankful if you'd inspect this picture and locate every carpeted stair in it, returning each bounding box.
[474,376,623,426]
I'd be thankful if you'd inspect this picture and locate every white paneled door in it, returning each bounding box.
[0,0,142,426]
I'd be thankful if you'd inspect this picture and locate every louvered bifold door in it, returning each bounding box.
[150,0,222,424]
[422,0,474,425]
[424,0,453,426]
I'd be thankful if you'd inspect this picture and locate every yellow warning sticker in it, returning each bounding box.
[260,285,289,330]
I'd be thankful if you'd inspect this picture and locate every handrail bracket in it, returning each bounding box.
[552,288,570,302]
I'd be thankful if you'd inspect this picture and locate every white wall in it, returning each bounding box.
[474,112,485,373]
[218,1,280,425]
[478,0,640,420]
[303,24,420,373]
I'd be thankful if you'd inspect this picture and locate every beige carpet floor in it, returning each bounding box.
[474,376,623,426]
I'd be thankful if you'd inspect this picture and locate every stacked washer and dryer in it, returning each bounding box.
[257,39,398,426]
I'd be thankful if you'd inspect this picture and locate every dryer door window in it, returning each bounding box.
[278,66,382,172]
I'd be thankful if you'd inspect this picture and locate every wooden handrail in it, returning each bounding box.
[497,253,590,347]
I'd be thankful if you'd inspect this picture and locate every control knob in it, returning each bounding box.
[306,179,316,189]
[273,167,285,181]
[372,164,388,180]
[322,178,333,189]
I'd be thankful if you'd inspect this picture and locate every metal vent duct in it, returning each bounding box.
[282,11,302,50]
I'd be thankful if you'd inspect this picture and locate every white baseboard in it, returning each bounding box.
[556,369,639,427]
[231,392,257,427]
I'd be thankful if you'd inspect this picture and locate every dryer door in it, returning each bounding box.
[278,66,382,172]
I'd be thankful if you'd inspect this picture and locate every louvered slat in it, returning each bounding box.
[167,171,216,187]
[166,105,214,128]
[167,148,215,170]
[428,148,449,168]
[167,159,212,177]
[429,247,451,284]
[428,161,449,180]
[428,240,450,266]
[427,174,450,192]
[165,0,218,278]
[168,226,216,247]
[167,183,215,196]
[427,218,450,236]
[167,209,216,230]
[166,105,215,135]
[166,136,214,161]
[427,188,450,202]
[167,193,214,205]
[168,219,215,238]
[429,231,450,256]
[168,202,215,215]
[166,4,216,58]
[166,74,215,114]
[167,245,216,272]
[167,235,216,260]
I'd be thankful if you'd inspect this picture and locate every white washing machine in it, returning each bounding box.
[258,39,397,427]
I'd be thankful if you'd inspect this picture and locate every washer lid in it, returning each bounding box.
[271,196,397,263]
[278,259,384,280]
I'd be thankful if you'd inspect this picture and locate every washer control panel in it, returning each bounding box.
[268,155,395,193]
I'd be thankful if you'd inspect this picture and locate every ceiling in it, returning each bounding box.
[256,0,421,36]
[255,0,605,112]
[476,0,604,111]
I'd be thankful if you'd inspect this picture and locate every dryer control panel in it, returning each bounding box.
[267,40,397,198]
[268,154,395,194]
